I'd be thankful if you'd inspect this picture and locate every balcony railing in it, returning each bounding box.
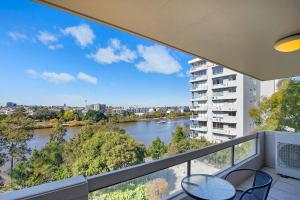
[190,115,208,121]
[212,71,237,78]
[213,127,236,135]
[212,92,236,100]
[189,65,208,73]
[189,75,208,82]
[212,116,237,123]
[190,95,208,101]
[190,125,208,132]
[190,85,208,91]
[0,133,259,200]
[190,106,208,111]
[211,105,237,111]
[212,81,236,89]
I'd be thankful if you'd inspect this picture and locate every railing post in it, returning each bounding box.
[187,160,191,176]
[231,145,235,166]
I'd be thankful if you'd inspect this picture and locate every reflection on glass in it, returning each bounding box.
[234,139,256,164]
[89,163,187,200]
[191,147,232,175]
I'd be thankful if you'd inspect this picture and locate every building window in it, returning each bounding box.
[228,88,236,93]
[229,75,236,81]
[228,124,236,128]
[228,112,236,116]
[213,79,223,85]
[213,122,223,129]
[212,66,223,75]
[197,70,207,76]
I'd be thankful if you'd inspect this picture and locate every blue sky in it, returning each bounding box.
[0,0,194,107]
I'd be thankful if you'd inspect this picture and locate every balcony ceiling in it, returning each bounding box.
[34,0,300,80]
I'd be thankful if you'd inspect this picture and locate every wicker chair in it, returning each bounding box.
[225,169,272,200]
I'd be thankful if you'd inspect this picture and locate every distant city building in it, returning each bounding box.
[6,102,17,107]
[188,58,276,142]
[179,106,190,113]
[86,103,107,113]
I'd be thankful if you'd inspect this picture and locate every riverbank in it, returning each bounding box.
[33,115,190,129]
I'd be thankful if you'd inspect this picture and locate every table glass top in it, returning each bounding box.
[181,174,236,200]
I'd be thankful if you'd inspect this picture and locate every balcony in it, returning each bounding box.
[212,71,237,79]
[2,131,300,200]
[189,85,208,92]
[190,125,208,132]
[211,105,237,111]
[190,115,208,121]
[212,92,236,100]
[212,81,237,89]
[190,95,208,101]
[189,75,208,83]
[212,116,237,123]
[212,127,236,136]
[190,106,207,111]
[189,65,208,73]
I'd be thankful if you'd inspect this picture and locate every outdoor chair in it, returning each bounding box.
[225,169,272,200]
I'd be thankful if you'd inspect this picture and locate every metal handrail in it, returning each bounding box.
[87,133,258,192]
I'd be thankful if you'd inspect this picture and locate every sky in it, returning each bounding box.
[0,0,194,107]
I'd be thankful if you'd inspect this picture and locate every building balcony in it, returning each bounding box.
[190,125,208,132]
[212,127,236,136]
[190,115,208,121]
[212,116,237,123]
[212,71,237,79]
[212,92,236,100]
[211,105,237,111]
[190,95,208,101]
[189,75,208,82]
[2,131,300,200]
[212,81,237,89]
[189,65,208,73]
[190,106,208,111]
[190,85,208,92]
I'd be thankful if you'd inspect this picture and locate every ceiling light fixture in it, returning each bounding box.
[274,34,300,53]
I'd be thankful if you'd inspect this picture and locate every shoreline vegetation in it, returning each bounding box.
[33,115,190,129]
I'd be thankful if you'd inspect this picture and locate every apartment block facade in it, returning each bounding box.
[189,58,263,142]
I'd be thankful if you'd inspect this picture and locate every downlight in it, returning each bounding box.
[274,34,300,53]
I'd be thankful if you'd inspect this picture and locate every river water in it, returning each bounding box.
[28,118,190,150]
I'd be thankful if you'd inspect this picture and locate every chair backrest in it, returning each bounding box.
[250,170,272,200]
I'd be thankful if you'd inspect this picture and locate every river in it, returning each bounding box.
[28,118,190,150]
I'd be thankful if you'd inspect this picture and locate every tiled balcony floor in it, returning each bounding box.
[238,167,300,200]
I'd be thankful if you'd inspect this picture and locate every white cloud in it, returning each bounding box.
[77,72,97,84]
[48,44,63,50]
[42,72,75,84]
[8,31,28,41]
[25,69,97,84]
[25,69,38,76]
[37,31,58,45]
[135,44,182,74]
[62,24,95,47]
[88,38,137,64]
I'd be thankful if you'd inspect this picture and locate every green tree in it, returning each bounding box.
[0,112,33,171]
[250,79,300,131]
[171,126,188,143]
[10,142,66,187]
[148,137,167,160]
[64,127,146,176]
[84,110,107,122]
[62,110,75,121]
[32,108,57,121]
[50,123,67,143]
[168,137,210,155]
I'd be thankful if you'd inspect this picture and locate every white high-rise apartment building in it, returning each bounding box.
[189,58,264,142]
